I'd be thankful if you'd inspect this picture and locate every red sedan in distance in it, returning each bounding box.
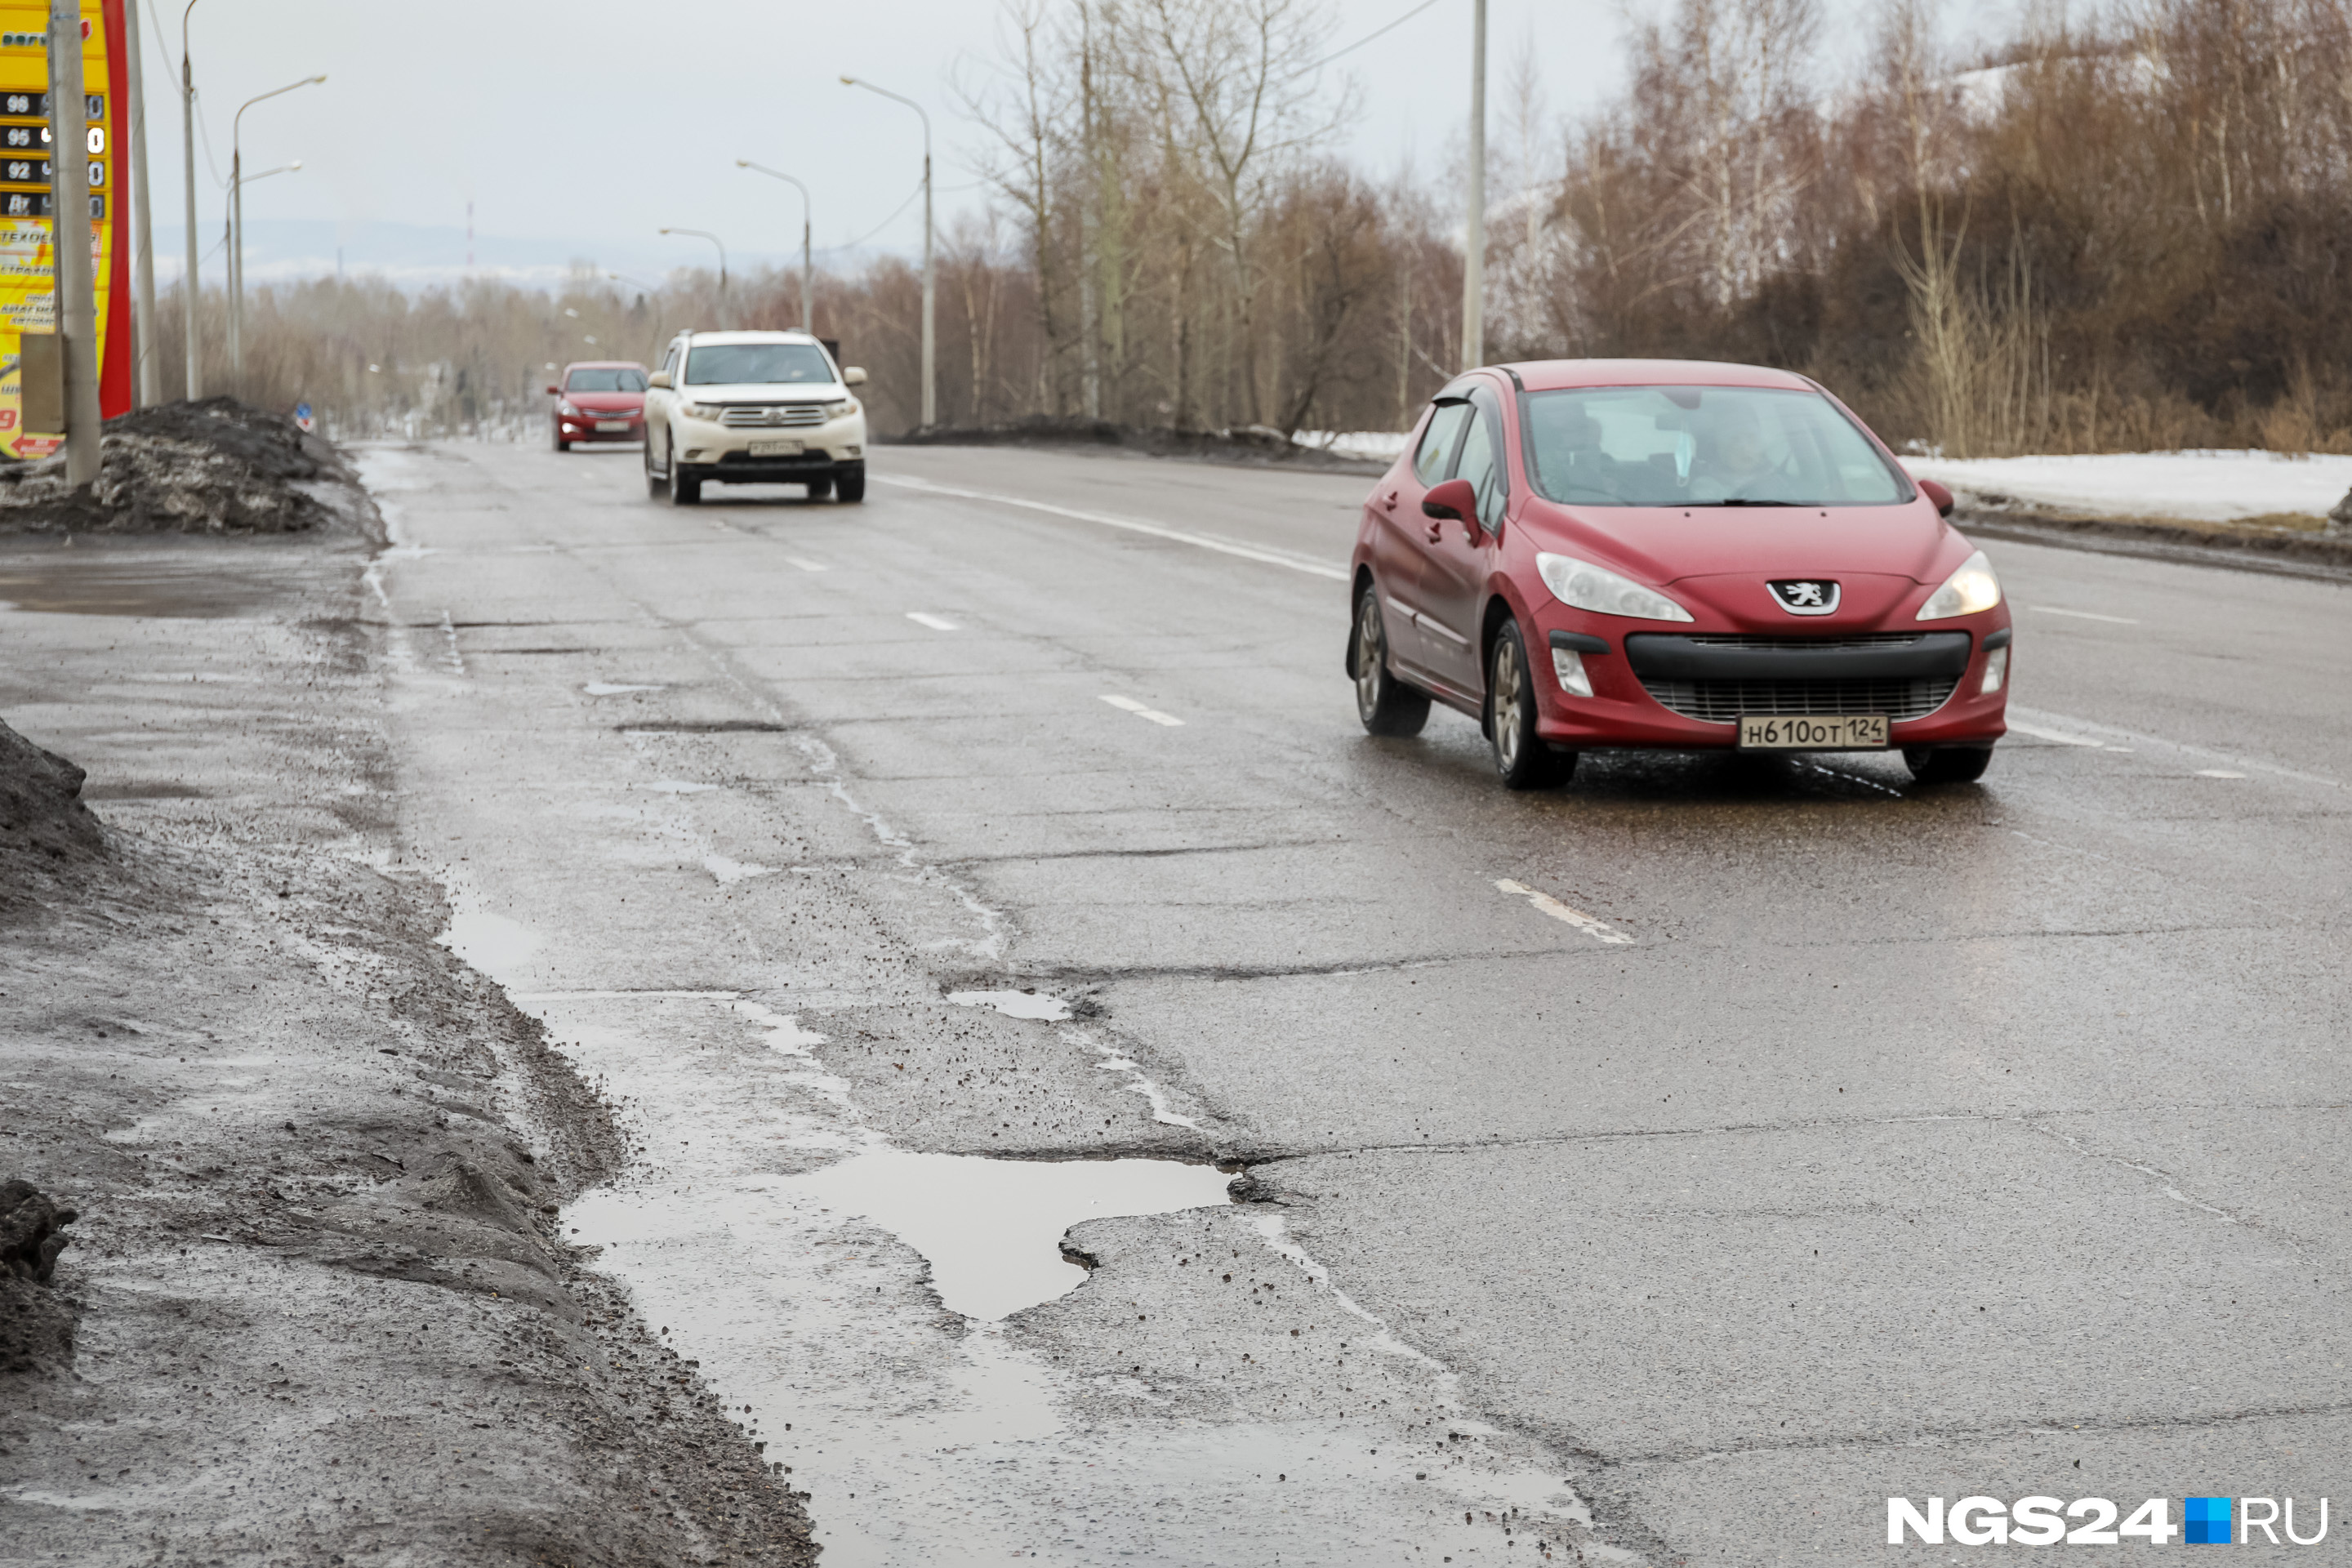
[1349,359,2011,788]
[550,361,650,451]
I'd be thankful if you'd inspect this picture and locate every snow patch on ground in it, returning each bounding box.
[1904,450,2352,523]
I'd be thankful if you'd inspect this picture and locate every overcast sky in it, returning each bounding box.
[150,0,2016,282]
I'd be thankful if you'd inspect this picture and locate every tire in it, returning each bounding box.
[644,438,666,499]
[836,466,866,504]
[1351,584,1430,737]
[805,476,834,501]
[1487,621,1575,790]
[1904,745,1993,784]
[554,430,571,452]
[666,448,701,506]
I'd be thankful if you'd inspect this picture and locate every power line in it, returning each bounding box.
[1302,0,1446,74]
[818,176,925,255]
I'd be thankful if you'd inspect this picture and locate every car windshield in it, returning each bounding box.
[566,368,646,393]
[1522,385,1909,507]
[683,343,835,386]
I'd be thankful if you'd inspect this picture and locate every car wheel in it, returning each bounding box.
[1351,584,1430,737]
[644,438,666,499]
[1903,745,1993,784]
[805,476,834,501]
[836,467,866,504]
[667,450,701,506]
[1488,621,1575,790]
[554,429,571,452]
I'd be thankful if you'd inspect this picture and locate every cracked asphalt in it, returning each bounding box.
[363,439,2348,1565]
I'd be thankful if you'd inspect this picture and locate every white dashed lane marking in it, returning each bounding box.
[2195,769,2247,779]
[875,474,1351,581]
[2006,718,2105,747]
[2029,605,2140,624]
[906,612,960,631]
[1099,693,1185,727]
[784,557,831,572]
[1494,879,1634,945]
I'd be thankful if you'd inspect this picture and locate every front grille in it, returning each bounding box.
[719,403,827,429]
[1641,676,1959,724]
[1681,634,1923,651]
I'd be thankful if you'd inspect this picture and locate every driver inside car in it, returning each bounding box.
[1694,402,1789,498]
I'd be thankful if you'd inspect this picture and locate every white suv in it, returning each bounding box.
[643,330,869,505]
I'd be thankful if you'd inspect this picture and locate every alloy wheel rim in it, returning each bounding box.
[1494,644,1521,771]
[1356,598,1383,719]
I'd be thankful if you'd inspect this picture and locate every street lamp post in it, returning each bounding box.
[840,75,932,429]
[735,160,811,332]
[1462,0,1486,372]
[180,0,202,399]
[658,227,727,327]
[125,0,156,406]
[46,0,99,483]
[229,74,325,382]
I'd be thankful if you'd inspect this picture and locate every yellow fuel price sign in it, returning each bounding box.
[0,0,127,458]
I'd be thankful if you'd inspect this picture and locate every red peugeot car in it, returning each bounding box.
[1348,359,2010,787]
[549,361,649,451]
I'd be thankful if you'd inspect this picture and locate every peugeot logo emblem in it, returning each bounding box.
[1768,579,1840,615]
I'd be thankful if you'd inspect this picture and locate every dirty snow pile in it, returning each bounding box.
[0,718,105,917]
[1900,451,2352,526]
[0,397,364,535]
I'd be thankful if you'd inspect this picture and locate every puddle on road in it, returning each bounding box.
[785,1148,1229,1320]
[946,988,1072,1022]
[436,903,543,980]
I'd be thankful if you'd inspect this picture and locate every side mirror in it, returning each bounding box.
[545,384,559,396]
[1422,477,1477,523]
[648,371,673,390]
[1918,478,1954,518]
[843,367,867,387]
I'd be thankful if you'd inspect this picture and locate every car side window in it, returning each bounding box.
[1456,389,1508,530]
[1413,400,1472,487]
[662,344,682,381]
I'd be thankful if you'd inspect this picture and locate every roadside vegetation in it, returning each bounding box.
[163,0,2352,457]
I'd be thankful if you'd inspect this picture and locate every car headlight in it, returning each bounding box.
[557,400,581,416]
[680,401,725,421]
[1535,552,1694,622]
[822,398,857,418]
[1917,550,2002,619]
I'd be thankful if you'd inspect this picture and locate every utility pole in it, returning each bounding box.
[180,0,202,399]
[126,0,157,407]
[841,76,933,428]
[47,0,100,484]
[1462,0,1486,372]
[658,228,727,327]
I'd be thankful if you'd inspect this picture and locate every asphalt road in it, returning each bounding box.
[366,439,2351,1566]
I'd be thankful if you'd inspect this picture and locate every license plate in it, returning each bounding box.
[747,439,803,457]
[595,419,630,432]
[1738,714,1888,750]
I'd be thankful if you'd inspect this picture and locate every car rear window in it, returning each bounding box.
[566,368,647,393]
[684,344,835,386]
[1523,385,1908,507]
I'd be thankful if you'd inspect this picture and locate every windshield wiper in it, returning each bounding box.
[1707,497,1807,506]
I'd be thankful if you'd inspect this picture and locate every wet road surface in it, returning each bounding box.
[365,440,2350,1566]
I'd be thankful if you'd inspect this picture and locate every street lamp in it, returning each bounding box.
[229,74,325,381]
[840,74,932,429]
[735,159,811,332]
[179,0,203,398]
[659,226,727,327]
[1462,0,1486,372]
[222,163,299,359]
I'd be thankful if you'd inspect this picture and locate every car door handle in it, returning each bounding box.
[1425,522,1444,544]
[1379,488,1399,513]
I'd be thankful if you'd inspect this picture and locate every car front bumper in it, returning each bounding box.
[558,413,644,442]
[1527,610,2011,751]
[670,413,866,476]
